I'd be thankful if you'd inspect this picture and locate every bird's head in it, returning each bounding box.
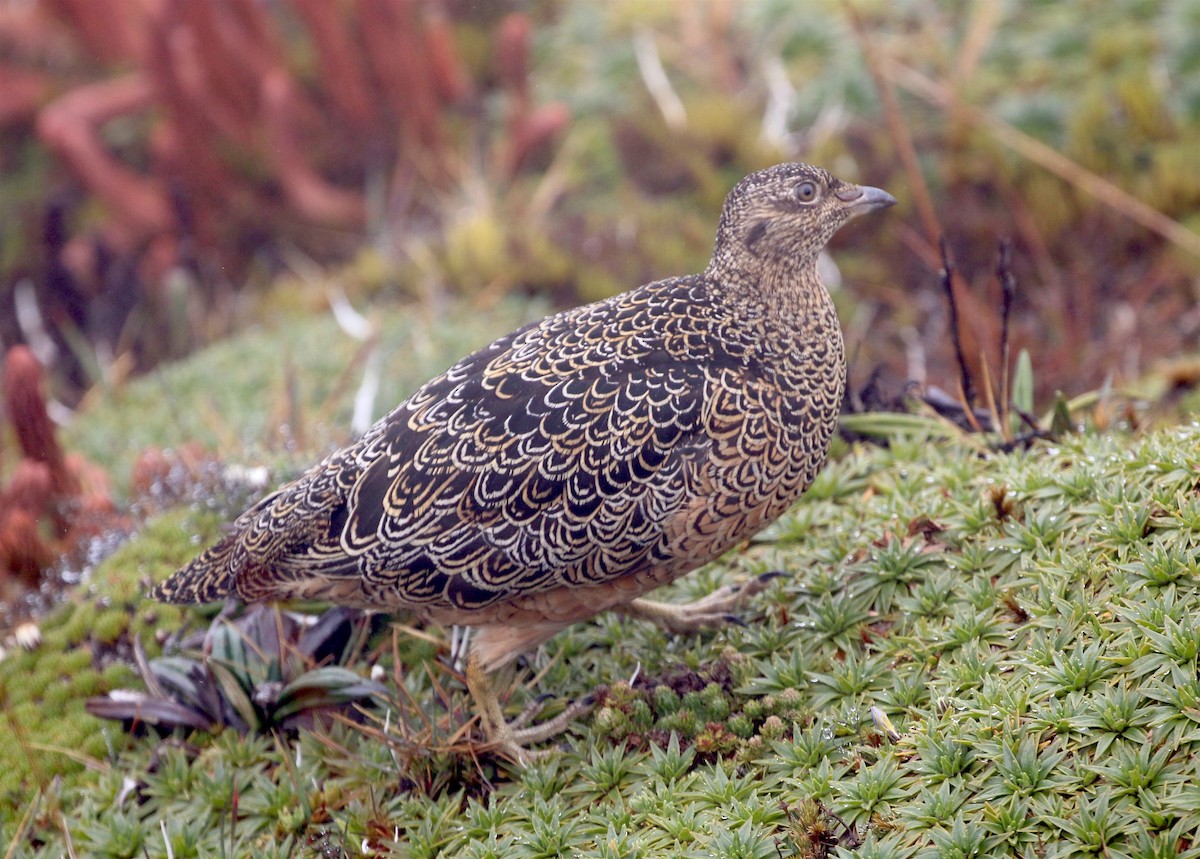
[709,162,895,280]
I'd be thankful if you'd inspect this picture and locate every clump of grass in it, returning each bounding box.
[0,505,214,813]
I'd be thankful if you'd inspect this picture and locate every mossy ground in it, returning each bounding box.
[4,296,1200,855]
[62,299,547,499]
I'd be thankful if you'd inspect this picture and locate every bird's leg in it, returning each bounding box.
[464,652,592,763]
[616,571,784,634]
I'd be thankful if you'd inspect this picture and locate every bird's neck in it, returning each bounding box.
[708,257,838,341]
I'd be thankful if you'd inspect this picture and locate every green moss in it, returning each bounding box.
[88,508,227,600]
[36,623,71,654]
[91,609,130,647]
[63,300,543,501]
[69,671,103,699]
[100,663,135,688]
[728,713,754,739]
[79,732,109,764]
[12,421,1199,854]
[59,602,99,646]
[58,648,94,675]
[651,684,680,715]
[41,681,74,709]
[8,700,40,729]
[658,708,698,737]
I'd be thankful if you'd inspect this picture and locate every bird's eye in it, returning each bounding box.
[794,181,820,205]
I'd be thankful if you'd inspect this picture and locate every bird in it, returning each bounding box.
[152,163,896,760]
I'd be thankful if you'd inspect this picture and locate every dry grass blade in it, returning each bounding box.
[996,238,1017,433]
[635,27,687,130]
[977,354,1004,443]
[25,743,108,772]
[349,626,478,758]
[939,237,976,412]
[4,790,40,859]
[57,810,78,859]
[953,0,1002,83]
[884,58,1200,259]
[843,2,942,247]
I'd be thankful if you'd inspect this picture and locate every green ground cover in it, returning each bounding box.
[4,299,1199,855]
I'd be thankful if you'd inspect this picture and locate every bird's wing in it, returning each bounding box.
[225,281,762,610]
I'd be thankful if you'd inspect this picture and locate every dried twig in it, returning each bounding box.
[843,3,941,246]
[884,57,1200,259]
[996,238,1016,430]
[939,238,977,413]
[634,27,686,130]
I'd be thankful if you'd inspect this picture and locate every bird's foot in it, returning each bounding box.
[486,694,595,763]
[465,653,593,764]
[617,571,785,634]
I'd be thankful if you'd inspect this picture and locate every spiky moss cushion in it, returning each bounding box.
[7,425,1200,856]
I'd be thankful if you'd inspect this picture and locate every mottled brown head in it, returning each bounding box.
[707,162,895,282]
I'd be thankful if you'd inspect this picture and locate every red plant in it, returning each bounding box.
[4,1,567,280]
[0,345,120,586]
[0,1,569,397]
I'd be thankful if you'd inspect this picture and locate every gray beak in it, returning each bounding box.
[836,184,897,218]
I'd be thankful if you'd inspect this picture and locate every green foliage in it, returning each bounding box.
[87,605,386,736]
[0,503,223,816]
[34,403,1200,857]
[63,299,544,500]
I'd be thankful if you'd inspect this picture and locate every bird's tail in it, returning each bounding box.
[150,531,244,604]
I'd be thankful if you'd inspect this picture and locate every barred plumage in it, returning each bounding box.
[152,162,895,758]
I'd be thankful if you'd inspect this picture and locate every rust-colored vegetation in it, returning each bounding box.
[0,346,119,593]
[0,0,567,397]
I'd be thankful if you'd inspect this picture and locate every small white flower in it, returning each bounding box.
[15,621,42,651]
